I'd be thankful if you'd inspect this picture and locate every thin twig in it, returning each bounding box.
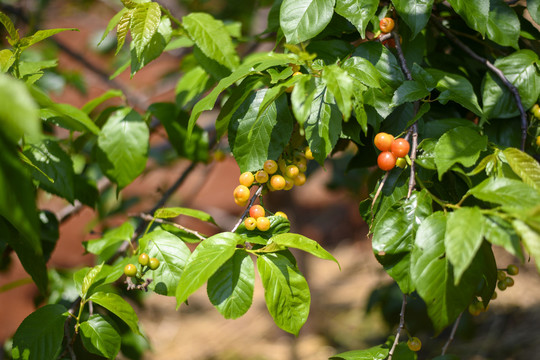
[135,213,207,241]
[388,294,407,360]
[442,312,463,355]
[231,186,263,232]
[407,123,418,199]
[430,15,528,151]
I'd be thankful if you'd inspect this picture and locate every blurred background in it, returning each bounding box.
[1,0,540,359]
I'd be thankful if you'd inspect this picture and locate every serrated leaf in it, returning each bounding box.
[342,56,381,89]
[280,0,335,44]
[176,232,240,307]
[447,0,489,36]
[154,207,216,225]
[235,216,290,245]
[229,90,293,172]
[12,304,68,360]
[19,28,78,50]
[0,49,15,72]
[83,222,134,257]
[139,229,191,296]
[445,207,485,284]
[469,177,540,209]
[391,80,430,108]
[130,16,172,76]
[482,50,540,119]
[257,252,310,335]
[434,126,488,179]
[512,219,540,273]
[98,8,127,46]
[323,64,354,121]
[175,66,213,110]
[81,263,104,300]
[484,215,524,261]
[96,107,149,189]
[334,0,378,38]
[89,292,141,335]
[116,9,133,55]
[291,74,316,127]
[392,0,434,39]
[330,344,389,360]
[503,147,540,190]
[182,12,239,70]
[427,69,483,116]
[486,0,520,48]
[270,233,340,268]
[80,315,121,360]
[40,104,100,135]
[0,11,19,41]
[207,251,255,319]
[130,2,161,58]
[529,0,540,26]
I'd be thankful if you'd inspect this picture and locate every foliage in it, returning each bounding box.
[1,0,540,359]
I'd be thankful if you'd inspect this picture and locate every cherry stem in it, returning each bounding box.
[442,312,463,355]
[231,186,264,232]
[388,294,407,360]
[430,15,527,151]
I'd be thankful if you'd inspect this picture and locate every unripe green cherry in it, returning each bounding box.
[263,160,278,174]
[148,258,160,270]
[124,264,137,277]
[504,276,514,287]
[138,253,149,266]
[507,264,519,275]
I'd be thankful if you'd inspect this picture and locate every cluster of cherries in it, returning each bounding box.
[124,253,160,277]
[233,147,313,207]
[374,132,410,171]
[468,264,519,316]
[243,204,288,232]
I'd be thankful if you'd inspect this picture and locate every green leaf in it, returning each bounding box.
[98,8,127,46]
[373,190,432,294]
[235,216,291,245]
[342,56,381,89]
[257,252,310,335]
[19,28,78,50]
[40,104,100,135]
[391,80,430,108]
[149,103,208,162]
[484,215,524,261]
[96,107,149,189]
[23,139,75,203]
[305,84,342,164]
[130,2,161,59]
[80,315,121,360]
[445,207,485,284]
[503,147,540,191]
[270,233,340,268]
[82,89,124,114]
[427,69,483,116]
[229,90,293,172]
[290,75,316,127]
[411,212,491,334]
[279,0,336,44]
[486,0,520,48]
[130,16,172,76]
[182,12,239,70]
[469,177,540,209]
[330,344,389,360]
[334,0,378,38]
[139,229,191,296]
[175,66,213,110]
[207,251,255,319]
[447,0,489,36]
[482,50,540,119]
[0,74,40,143]
[154,207,216,225]
[323,64,354,121]
[115,9,133,55]
[529,0,540,26]
[81,263,104,300]
[0,49,15,72]
[392,0,434,38]
[512,219,540,273]
[83,222,134,257]
[176,232,240,307]
[89,292,141,336]
[12,304,68,360]
[434,126,488,180]
[0,11,19,41]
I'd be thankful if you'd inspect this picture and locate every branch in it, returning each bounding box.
[430,15,528,151]
[388,294,407,360]
[135,212,207,241]
[442,312,463,355]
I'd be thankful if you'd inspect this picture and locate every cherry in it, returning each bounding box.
[234,185,250,203]
[374,132,394,151]
[256,216,271,231]
[304,147,314,160]
[537,135,540,147]
[124,264,137,277]
[274,211,288,219]
[138,253,149,266]
[407,337,421,352]
[244,217,257,230]
[377,151,396,171]
[380,17,395,33]
[504,276,514,287]
[497,270,506,281]
[497,280,507,291]
[249,204,265,219]
[148,258,160,270]
[270,174,286,190]
[391,138,410,158]
[239,172,254,187]
[294,172,306,186]
[532,104,540,119]
[255,170,269,184]
[396,157,407,168]
[234,198,248,207]
[263,160,278,174]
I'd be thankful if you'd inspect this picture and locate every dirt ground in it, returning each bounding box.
[1,2,540,360]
